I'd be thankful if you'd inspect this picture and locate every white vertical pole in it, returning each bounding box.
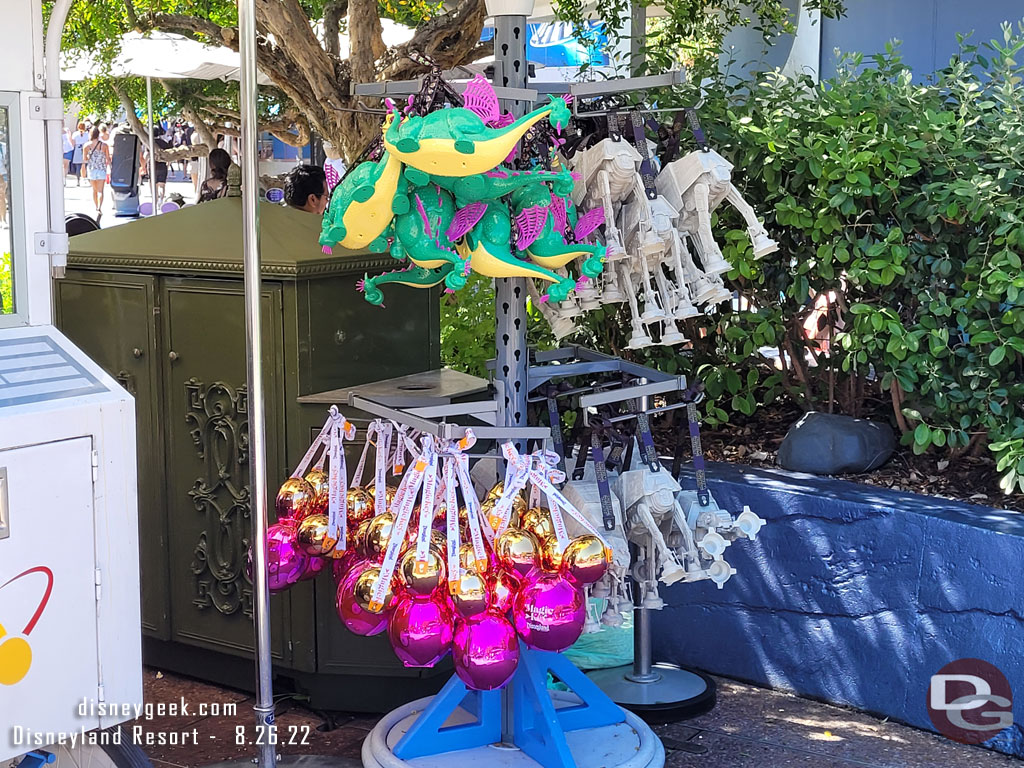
[238,0,276,763]
[43,0,75,282]
[145,76,158,215]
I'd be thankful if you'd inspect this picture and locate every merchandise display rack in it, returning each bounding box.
[232,0,696,761]
[344,2,692,765]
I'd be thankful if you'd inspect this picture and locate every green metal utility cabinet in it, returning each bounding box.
[55,199,445,710]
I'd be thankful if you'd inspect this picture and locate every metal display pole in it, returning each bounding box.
[630,383,657,686]
[587,383,716,720]
[491,6,531,743]
[492,11,531,454]
[238,0,277,764]
[145,76,159,215]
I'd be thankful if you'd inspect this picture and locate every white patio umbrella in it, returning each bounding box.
[61,30,275,84]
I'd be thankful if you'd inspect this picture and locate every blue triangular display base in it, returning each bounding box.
[513,646,626,768]
[392,646,625,767]
[393,674,502,759]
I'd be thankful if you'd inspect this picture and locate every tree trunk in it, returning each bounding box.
[136,0,489,162]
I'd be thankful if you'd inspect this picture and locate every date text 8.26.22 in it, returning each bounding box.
[235,725,312,746]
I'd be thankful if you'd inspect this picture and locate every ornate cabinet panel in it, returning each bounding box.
[54,271,169,639]
[160,277,288,661]
[58,200,444,708]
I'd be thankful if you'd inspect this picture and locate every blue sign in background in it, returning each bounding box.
[481,22,608,68]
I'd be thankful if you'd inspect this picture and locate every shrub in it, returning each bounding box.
[687,26,1024,493]
[439,274,556,378]
[442,24,1024,493]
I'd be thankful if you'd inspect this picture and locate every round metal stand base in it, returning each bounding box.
[361,692,665,768]
[586,663,716,723]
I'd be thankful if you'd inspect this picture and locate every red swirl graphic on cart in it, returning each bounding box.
[0,566,54,685]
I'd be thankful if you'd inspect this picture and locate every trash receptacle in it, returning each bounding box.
[54,198,451,710]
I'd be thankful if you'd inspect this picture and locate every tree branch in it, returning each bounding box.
[122,0,139,27]
[113,83,147,139]
[349,0,385,85]
[195,104,310,147]
[135,11,237,48]
[323,0,349,58]
[133,0,491,162]
[180,104,217,149]
[135,9,297,106]
[378,0,487,80]
[255,0,341,108]
[890,381,909,435]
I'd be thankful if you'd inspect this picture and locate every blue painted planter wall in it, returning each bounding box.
[653,462,1024,756]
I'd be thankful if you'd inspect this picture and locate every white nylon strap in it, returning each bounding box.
[529,483,541,509]
[456,452,492,546]
[489,442,531,536]
[368,439,430,611]
[444,457,461,592]
[532,450,570,550]
[374,422,394,517]
[291,417,334,479]
[413,445,439,565]
[528,466,607,544]
[351,419,380,488]
[323,409,356,546]
[392,423,409,475]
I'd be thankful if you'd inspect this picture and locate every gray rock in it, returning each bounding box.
[777,411,895,474]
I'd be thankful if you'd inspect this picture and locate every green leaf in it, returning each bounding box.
[989,346,1007,365]
[914,423,931,446]
[724,369,742,394]
[732,394,754,416]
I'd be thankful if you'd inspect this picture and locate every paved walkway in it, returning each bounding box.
[63,168,197,229]
[129,668,1017,768]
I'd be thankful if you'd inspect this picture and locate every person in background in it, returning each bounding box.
[322,141,347,191]
[181,122,196,185]
[83,126,110,213]
[284,164,328,214]
[71,121,88,186]
[171,123,183,174]
[183,124,200,192]
[197,147,232,203]
[140,126,172,208]
[99,124,112,184]
[61,127,74,183]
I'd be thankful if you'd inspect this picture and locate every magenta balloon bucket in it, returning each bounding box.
[511,569,585,652]
[265,521,308,593]
[453,612,520,690]
[388,594,454,668]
